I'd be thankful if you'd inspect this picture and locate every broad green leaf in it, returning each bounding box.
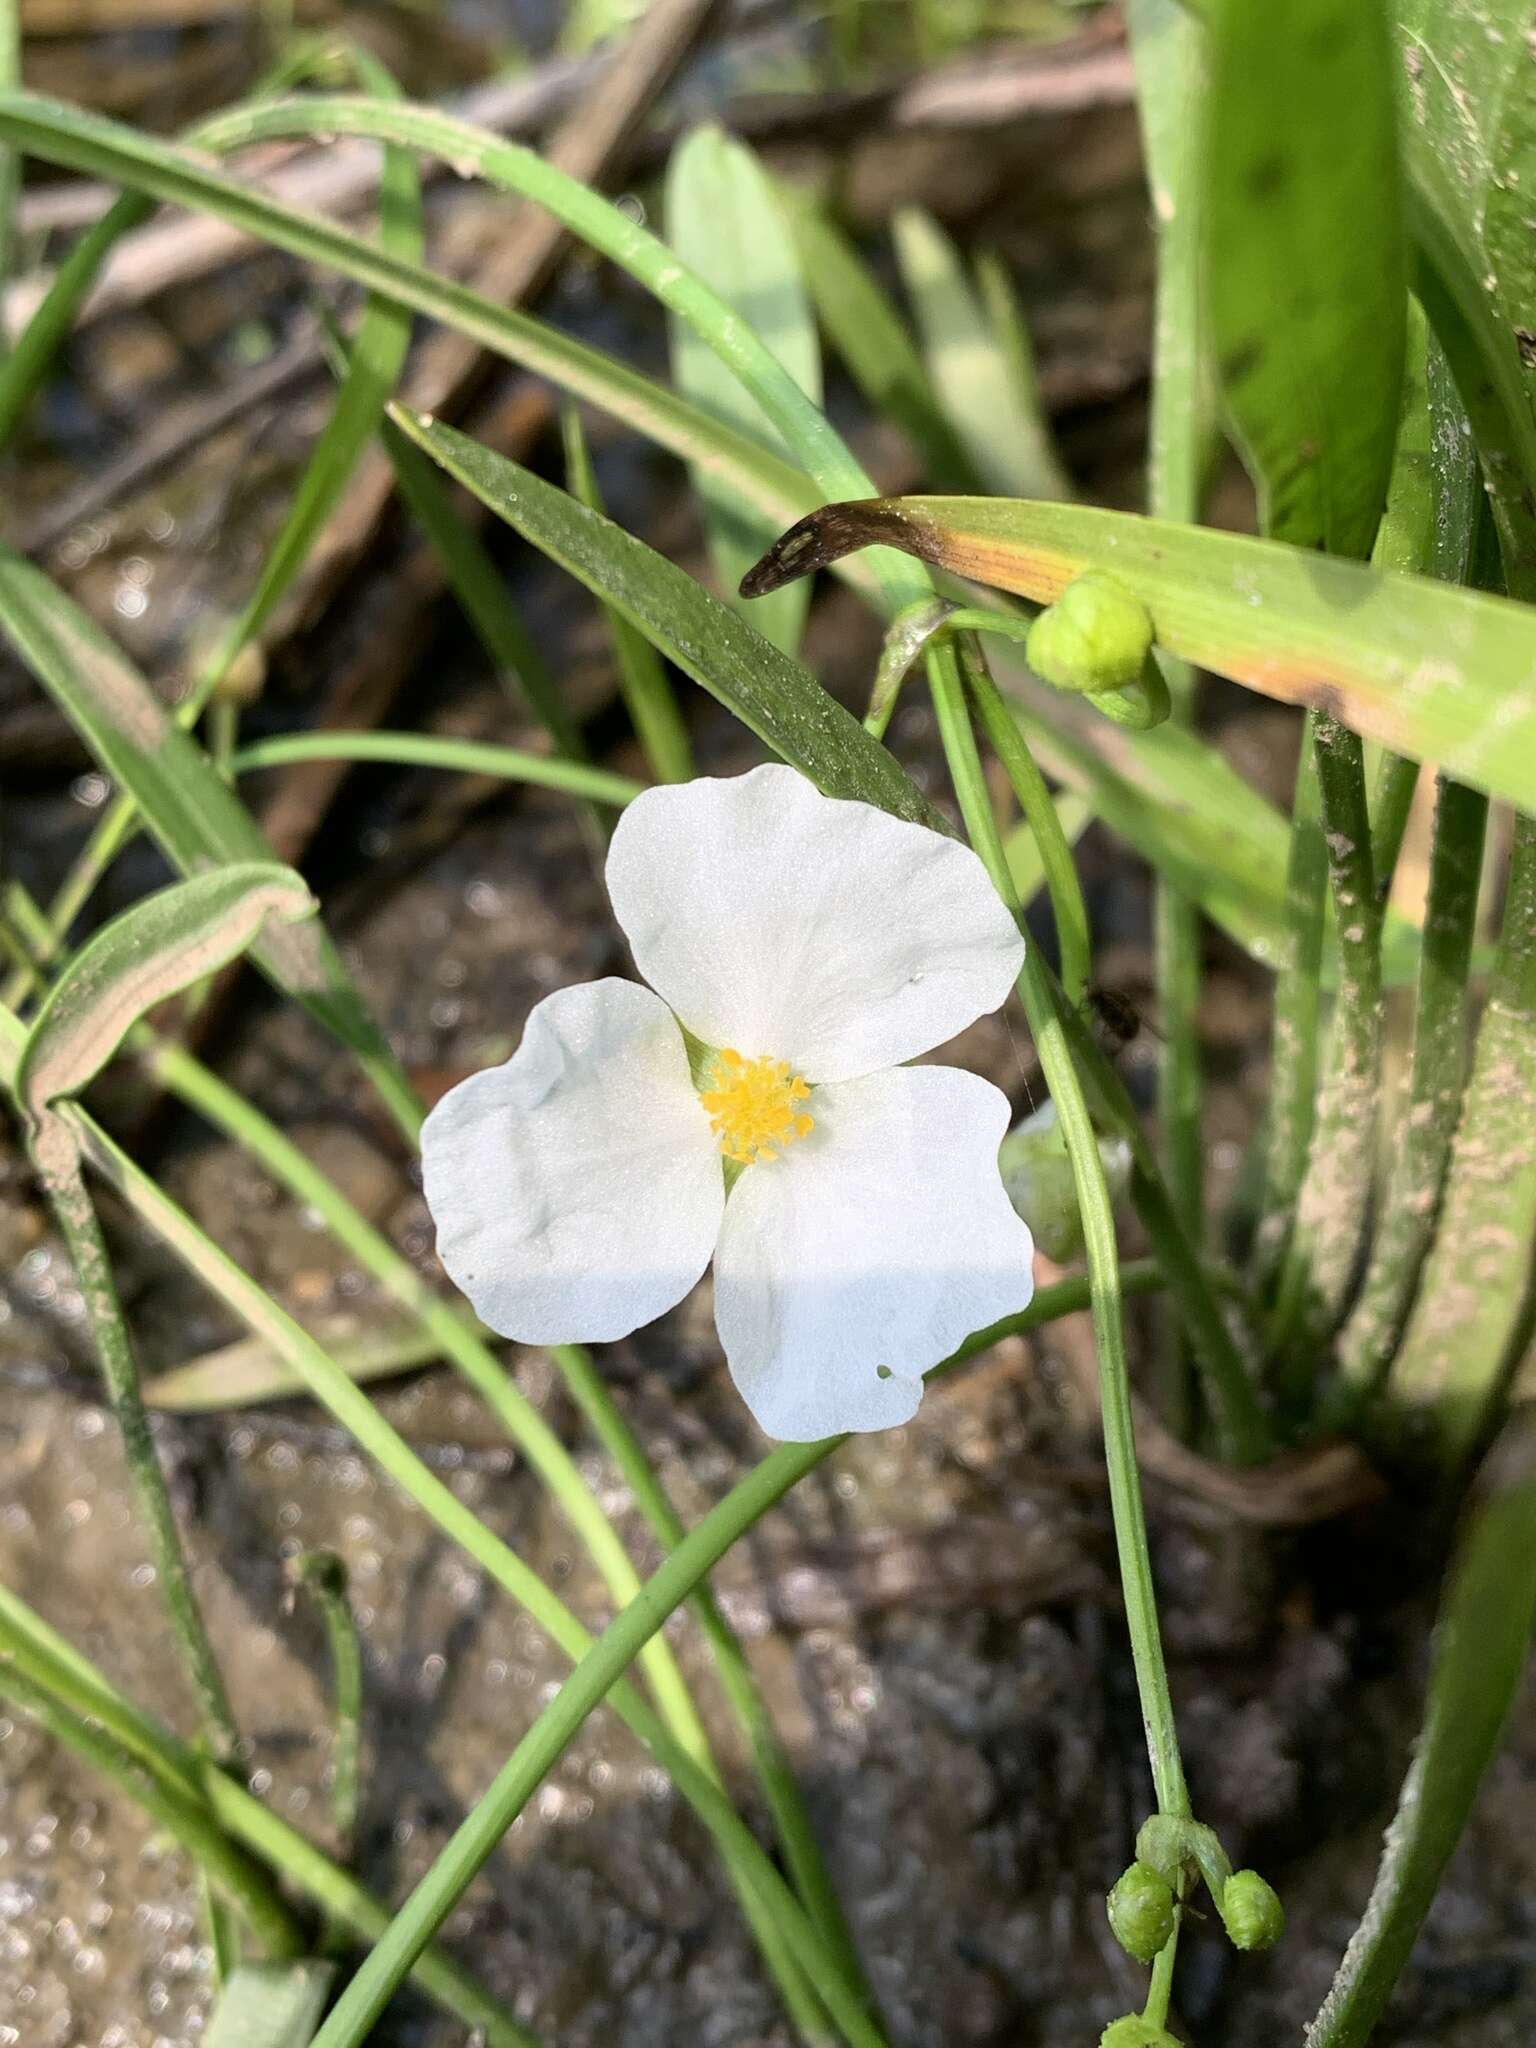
[1394,2,1536,592]
[740,494,1536,815]
[388,406,946,831]
[1306,1411,1536,2048]
[790,202,979,489]
[205,1964,335,2048]
[665,126,821,657]
[1397,0,1536,398]
[0,547,401,1085]
[892,207,1071,501]
[147,1318,444,1412]
[17,865,314,1120]
[1202,0,1405,556]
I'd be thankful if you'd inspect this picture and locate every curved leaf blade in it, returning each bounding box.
[1305,1411,1536,2048]
[389,406,945,830]
[741,494,1536,814]
[18,864,314,1119]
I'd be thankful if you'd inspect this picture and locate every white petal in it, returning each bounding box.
[713,1066,1035,1440]
[605,764,1023,1083]
[421,978,724,1344]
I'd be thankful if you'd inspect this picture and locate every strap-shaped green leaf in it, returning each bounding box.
[388,406,946,831]
[1202,0,1406,557]
[17,865,313,1121]
[740,494,1536,815]
[1307,1411,1536,2047]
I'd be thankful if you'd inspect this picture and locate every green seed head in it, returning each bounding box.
[1100,2018,1181,2048]
[1025,571,1155,696]
[1106,1860,1177,1964]
[1221,1869,1285,1950]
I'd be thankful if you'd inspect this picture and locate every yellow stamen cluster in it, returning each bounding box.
[699,1049,814,1166]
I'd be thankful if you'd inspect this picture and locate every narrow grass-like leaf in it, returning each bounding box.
[0,546,416,1129]
[17,865,313,1120]
[230,730,641,805]
[145,1318,445,1411]
[790,202,979,489]
[973,251,1074,502]
[892,208,1070,501]
[665,126,821,657]
[390,408,946,830]
[1305,1411,1536,2047]
[205,1965,335,2048]
[1203,0,1405,557]
[740,496,1536,814]
[0,93,833,553]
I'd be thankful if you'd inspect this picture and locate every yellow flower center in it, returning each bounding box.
[698,1049,814,1166]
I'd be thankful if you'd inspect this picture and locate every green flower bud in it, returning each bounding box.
[1220,1869,1285,1951]
[1106,1861,1177,1964]
[998,1101,1132,1263]
[1100,2018,1181,2048]
[1025,571,1154,697]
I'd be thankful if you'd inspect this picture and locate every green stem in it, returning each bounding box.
[1334,776,1487,1406]
[0,1587,538,2047]
[925,639,1190,1822]
[0,1658,302,1959]
[1272,716,1383,1365]
[27,1125,239,1759]
[230,730,642,803]
[1384,813,1536,1465]
[962,641,1092,1006]
[552,1341,872,2018]
[305,1436,867,2048]
[1251,727,1326,1286]
[288,1552,363,1955]
[1367,751,1420,901]
[137,1035,836,2041]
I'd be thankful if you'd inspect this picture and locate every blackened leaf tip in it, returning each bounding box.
[738,499,892,598]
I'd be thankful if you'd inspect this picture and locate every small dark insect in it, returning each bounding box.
[1084,985,1163,1056]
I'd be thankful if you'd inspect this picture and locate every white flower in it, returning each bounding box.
[421,764,1036,1441]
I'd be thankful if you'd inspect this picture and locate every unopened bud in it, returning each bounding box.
[1107,1861,1176,1964]
[1220,1868,1284,1951]
[1100,2018,1180,2048]
[1025,571,1154,697]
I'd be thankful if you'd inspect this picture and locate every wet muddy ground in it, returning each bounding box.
[3,41,1536,2048]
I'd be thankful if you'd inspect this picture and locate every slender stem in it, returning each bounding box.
[0,1588,538,2047]
[0,0,19,360]
[230,730,642,803]
[552,1341,873,2017]
[137,1035,835,2041]
[27,1125,238,1759]
[925,640,1190,1821]
[1367,751,1421,902]
[22,1065,867,2039]
[1272,717,1383,1366]
[1334,777,1487,1405]
[305,1437,867,2048]
[1142,1919,1181,2029]
[1251,726,1326,1286]
[963,641,1092,1006]
[288,1551,363,1956]
[1384,813,1536,1466]
[0,1659,302,1959]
